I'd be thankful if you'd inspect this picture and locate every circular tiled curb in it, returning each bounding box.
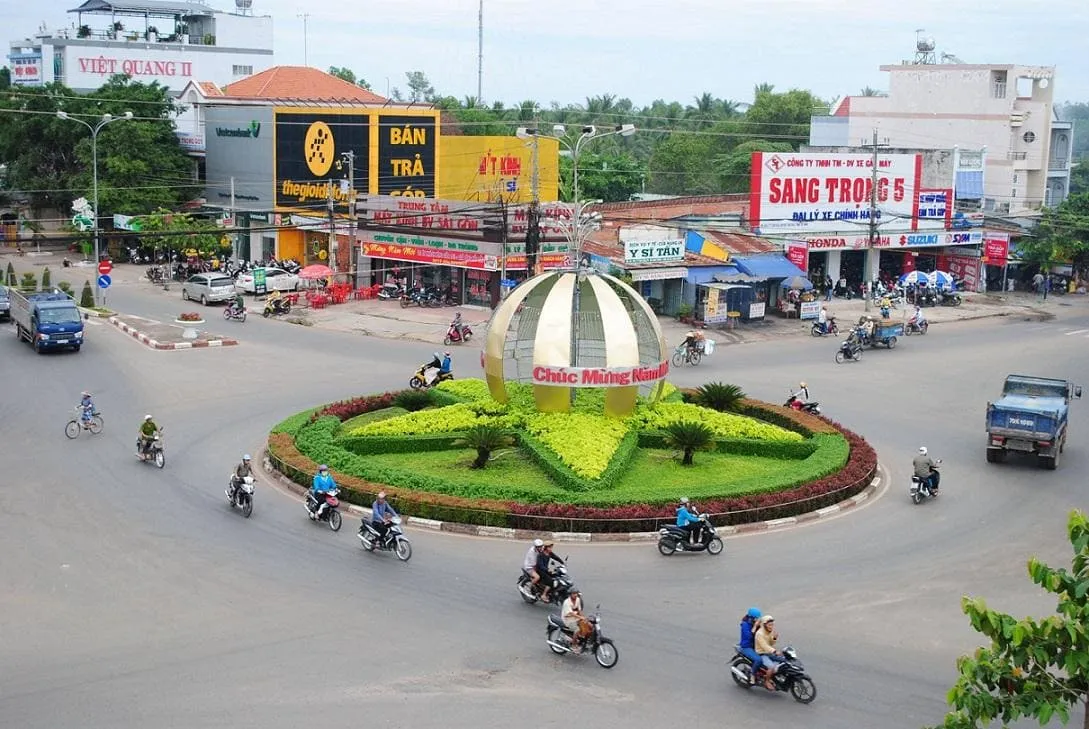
[261,453,885,543]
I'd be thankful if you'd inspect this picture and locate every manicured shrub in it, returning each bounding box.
[458,424,514,468]
[40,267,51,290]
[348,403,499,437]
[56,281,73,296]
[393,389,433,412]
[4,262,14,286]
[631,401,802,442]
[79,280,94,307]
[523,412,630,481]
[693,382,746,412]
[20,272,37,292]
[662,421,714,465]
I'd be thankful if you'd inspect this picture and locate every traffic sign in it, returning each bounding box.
[97,260,113,275]
[500,279,517,288]
[97,274,112,289]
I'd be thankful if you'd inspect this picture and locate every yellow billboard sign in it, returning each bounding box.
[438,135,559,203]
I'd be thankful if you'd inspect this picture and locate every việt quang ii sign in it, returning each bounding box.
[531,362,670,388]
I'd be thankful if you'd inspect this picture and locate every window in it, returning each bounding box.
[991,70,1007,99]
[232,65,253,76]
[1013,173,1019,184]
[1022,131,1036,143]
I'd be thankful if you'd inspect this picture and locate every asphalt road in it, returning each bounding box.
[1,269,1087,729]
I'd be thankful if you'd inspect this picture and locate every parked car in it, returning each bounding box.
[181,273,237,305]
[0,285,10,321]
[234,268,300,294]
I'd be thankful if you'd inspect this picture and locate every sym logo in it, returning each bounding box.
[304,121,335,176]
[215,120,262,139]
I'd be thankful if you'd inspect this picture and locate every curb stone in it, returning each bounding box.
[261,453,884,542]
[108,316,238,350]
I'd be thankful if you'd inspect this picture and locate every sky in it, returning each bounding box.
[5,0,1088,106]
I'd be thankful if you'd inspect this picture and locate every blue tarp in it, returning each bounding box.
[956,171,984,200]
[733,254,807,280]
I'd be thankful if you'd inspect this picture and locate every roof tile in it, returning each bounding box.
[221,66,388,103]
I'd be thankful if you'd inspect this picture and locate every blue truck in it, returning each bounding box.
[986,374,1081,470]
[9,289,85,353]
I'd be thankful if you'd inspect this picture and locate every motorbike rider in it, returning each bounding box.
[436,351,453,383]
[909,304,927,330]
[562,587,593,653]
[739,607,764,685]
[754,615,785,690]
[310,465,336,518]
[450,311,464,339]
[228,454,253,502]
[535,541,564,603]
[523,538,544,592]
[817,306,829,334]
[682,330,705,356]
[790,382,810,408]
[79,391,95,427]
[371,491,400,543]
[913,446,940,496]
[137,414,159,456]
[266,288,283,312]
[228,290,245,317]
[879,294,892,319]
[676,497,703,545]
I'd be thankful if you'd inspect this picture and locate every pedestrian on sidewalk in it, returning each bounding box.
[824,275,833,301]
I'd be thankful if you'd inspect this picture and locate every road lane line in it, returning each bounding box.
[1064,329,1089,335]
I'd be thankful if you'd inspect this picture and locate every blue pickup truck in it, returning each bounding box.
[9,289,85,353]
[986,374,1081,470]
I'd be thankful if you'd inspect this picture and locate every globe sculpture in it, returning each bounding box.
[483,270,670,417]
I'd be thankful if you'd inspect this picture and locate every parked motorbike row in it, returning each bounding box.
[399,284,458,308]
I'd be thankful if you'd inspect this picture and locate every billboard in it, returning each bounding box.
[274,110,369,212]
[204,106,275,210]
[437,136,560,203]
[376,114,437,197]
[751,152,940,235]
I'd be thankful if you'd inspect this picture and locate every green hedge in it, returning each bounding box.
[337,431,468,455]
[271,407,320,437]
[519,427,640,493]
[638,431,818,460]
[338,407,408,434]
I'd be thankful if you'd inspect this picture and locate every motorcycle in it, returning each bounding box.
[939,290,962,307]
[785,393,821,415]
[305,488,343,531]
[834,337,863,364]
[444,322,473,345]
[909,460,942,505]
[262,298,292,317]
[810,319,839,337]
[905,318,929,335]
[146,266,164,284]
[223,305,247,322]
[136,430,165,469]
[358,516,413,561]
[546,606,619,669]
[226,475,255,518]
[518,561,574,605]
[409,363,453,390]
[377,282,404,300]
[657,515,724,556]
[729,645,817,704]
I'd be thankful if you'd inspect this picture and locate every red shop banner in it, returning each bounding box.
[363,241,490,269]
[945,255,981,292]
[983,233,1010,266]
[786,244,808,271]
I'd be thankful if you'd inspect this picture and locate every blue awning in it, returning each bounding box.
[732,254,807,280]
[956,171,984,200]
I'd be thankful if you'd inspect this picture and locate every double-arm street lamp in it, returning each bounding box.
[516,123,636,264]
[56,110,134,303]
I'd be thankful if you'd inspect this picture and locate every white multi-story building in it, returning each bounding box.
[6,0,273,96]
[811,51,1074,215]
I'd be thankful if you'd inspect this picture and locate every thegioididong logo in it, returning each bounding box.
[304,121,335,176]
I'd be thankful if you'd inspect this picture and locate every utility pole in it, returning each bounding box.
[229,175,237,261]
[327,178,336,273]
[340,151,356,284]
[861,128,889,312]
[498,199,509,300]
[527,117,541,274]
[476,0,484,105]
[297,13,310,66]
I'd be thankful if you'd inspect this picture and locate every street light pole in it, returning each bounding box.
[56,110,133,306]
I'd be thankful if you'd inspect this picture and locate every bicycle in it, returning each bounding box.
[65,407,104,439]
[671,344,702,367]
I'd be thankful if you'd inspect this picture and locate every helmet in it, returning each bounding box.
[377,491,387,500]
[761,614,774,625]
[799,382,807,388]
[318,464,328,471]
[569,585,580,594]
[679,497,689,505]
[747,607,762,619]
[144,414,153,421]
[444,351,451,356]
[533,538,544,548]
[81,391,90,396]
[243,454,251,461]
[919,446,928,456]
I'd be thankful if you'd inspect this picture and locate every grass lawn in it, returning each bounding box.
[338,407,408,434]
[358,434,848,506]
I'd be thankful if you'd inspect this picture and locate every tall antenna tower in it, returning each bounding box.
[477,0,484,105]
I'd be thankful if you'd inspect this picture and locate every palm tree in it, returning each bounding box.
[694,382,747,413]
[720,99,742,117]
[753,82,775,100]
[860,86,881,96]
[459,424,513,469]
[693,92,715,114]
[663,421,714,466]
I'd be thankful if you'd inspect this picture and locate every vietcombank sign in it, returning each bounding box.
[215,121,262,139]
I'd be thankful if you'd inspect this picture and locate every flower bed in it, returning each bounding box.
[266,380,876,532]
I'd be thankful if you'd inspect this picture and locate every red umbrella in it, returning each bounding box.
[298,264,334,280]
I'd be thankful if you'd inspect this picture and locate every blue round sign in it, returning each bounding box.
[97,274,112,289]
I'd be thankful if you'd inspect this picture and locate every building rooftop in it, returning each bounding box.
[219,66,387,103]
[69,0,215,17]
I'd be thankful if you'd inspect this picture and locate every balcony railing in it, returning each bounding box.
[1007,151,1028,161]
[1049,158,1068,171]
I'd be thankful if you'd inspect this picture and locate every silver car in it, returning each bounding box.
[181,273,237,305]
[0,285,9,321]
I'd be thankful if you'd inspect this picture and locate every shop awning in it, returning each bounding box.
[704,282,749,291]
[630,266,688,282]
[710,272,764,284]
[733,254,807,280]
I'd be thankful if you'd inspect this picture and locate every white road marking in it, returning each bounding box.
[1064,329,1089,336]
